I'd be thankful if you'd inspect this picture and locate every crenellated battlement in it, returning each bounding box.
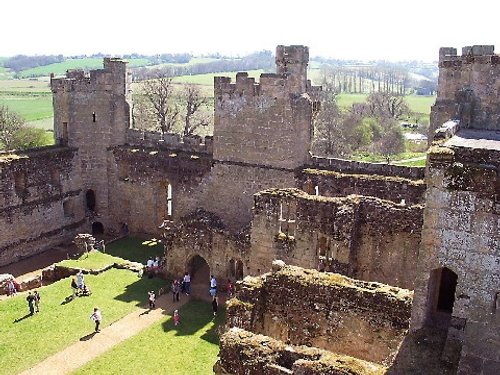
[430,44,500,133]
[126,129,213,154]
[50,58,130,94]
[438,45,498,65]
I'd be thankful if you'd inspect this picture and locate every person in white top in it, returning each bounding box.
[90,307,102,332]
[76,270,85,289]
[183,272,191,295]
[210,275,217,297]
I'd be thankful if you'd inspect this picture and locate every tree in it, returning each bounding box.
[0,105,48,151]
[140,73,179,133]
[181,84,211,136]
[366,92,410,120]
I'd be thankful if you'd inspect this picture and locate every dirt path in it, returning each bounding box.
[18,293,188,375]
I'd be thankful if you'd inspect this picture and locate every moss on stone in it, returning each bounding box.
[303,168,424,185]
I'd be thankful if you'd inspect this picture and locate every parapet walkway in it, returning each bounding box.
[18,293,187,375]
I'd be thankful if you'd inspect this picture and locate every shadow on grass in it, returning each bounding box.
[106,236,164,264]
[14,313,33,323]
[80,332,97,341]
[61,295,75,305]
[114,276,166,308]
[162,299,224,345]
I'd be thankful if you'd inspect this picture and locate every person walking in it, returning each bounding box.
[90,307,102,332]
[33,290,41,313]
[148,291,156,309]
[210,275,217,296]
[76,270,85,290]
[173,310,180,326]
[183,272,191,295]
[26,292,35,315]
[226,279,233,298]
[7,279,17,296]
[212,296,218,317]
[71,277,79,298]
[172,280,180,302]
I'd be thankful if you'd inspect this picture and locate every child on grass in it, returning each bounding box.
[173,309,180,326]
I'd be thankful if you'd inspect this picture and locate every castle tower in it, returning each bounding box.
[50,58,132,233]
[429,45,500,136]
[213,45,319,170]
[412,46,500,374]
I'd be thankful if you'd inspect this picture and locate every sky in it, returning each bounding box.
[2,0,499,62]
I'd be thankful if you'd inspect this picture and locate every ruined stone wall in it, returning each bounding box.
[430,45,500,135]
[213,45,319,170]
[411,142,500,374]
[225,264,412,365]
[300,167,425,205]
[51,59,131,232]
[215,328,386,375]
[0,147,84,266]
[250,188,422,289]
[108,147,213,234]
[163,210,249,280]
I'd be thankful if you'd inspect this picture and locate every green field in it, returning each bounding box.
[18,58,151,78]
[0,267,165,375]
[173,69,264,86]
[337,93,435,116]
[74,300,223,375]
[0,94,52,121]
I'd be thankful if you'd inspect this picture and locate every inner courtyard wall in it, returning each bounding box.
[0,147,84,266]
[225,263,412,365]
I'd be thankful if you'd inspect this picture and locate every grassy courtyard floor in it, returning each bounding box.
[105,236,164,265]
[73,300,224,375]
[0,268,165,375]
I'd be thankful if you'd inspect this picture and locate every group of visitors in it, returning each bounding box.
[145,256,162,277]
[71,270,91,298]
[25,290,41,315]
[6,278,20,296]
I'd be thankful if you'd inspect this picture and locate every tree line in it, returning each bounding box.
[132,50,274,81]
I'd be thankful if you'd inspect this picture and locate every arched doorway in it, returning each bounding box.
[92,222,104,235]
[427,267,458,329]
[187,255,210,298]
[86,189,96,211]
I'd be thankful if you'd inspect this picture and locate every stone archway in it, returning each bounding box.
[187,254,210,299]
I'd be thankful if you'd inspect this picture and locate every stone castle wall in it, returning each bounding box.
[213,45,320,170]
[0,147,84,266]
[300,167,425,205]
[224,263,412,365]
[250,188,422,289]
[411,142,500,374]
[430,45,500,135]
[215,328,386,375]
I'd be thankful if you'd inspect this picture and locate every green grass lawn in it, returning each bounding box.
[57,251,128,271]
[74,300,224,375]
[0,268,165,375]
[105,236,164,265]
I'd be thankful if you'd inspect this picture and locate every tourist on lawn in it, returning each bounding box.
[7,279,17,296]
[173,309,180,326]
[212,296,218,317]
[71,277,79,298]
[148,290,156,309]
[76,270,85,290]
[33,290,41,313]
[26,292,35,315]
[90,307,102,332]
[172,280,180,302]
[318,259,325,272]
[183,272,191,295]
